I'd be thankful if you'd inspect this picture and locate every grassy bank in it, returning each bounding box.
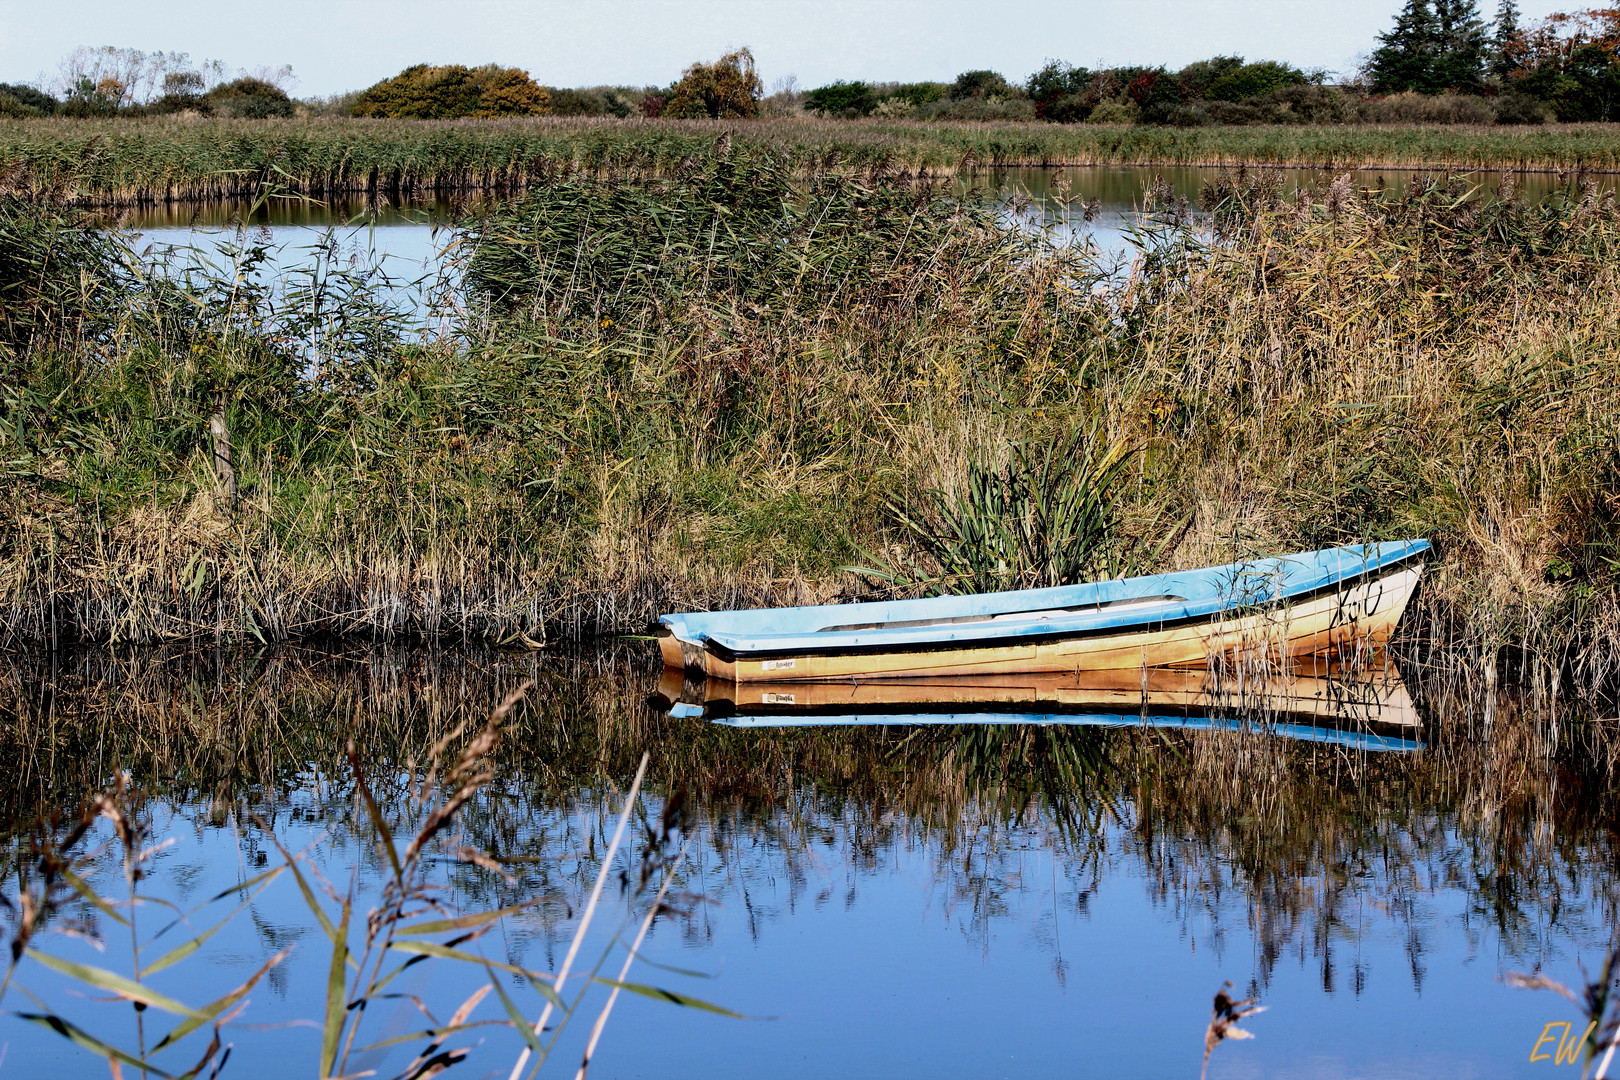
[4,149,1620,691]
[10,116,1620,204]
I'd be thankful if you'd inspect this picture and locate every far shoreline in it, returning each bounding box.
[7,116,1620,206]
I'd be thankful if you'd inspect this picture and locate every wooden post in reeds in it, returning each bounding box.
[210,404,238,514]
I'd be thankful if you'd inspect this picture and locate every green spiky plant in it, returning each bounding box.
[854,427,1140,594]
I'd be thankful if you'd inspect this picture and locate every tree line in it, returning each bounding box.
[7,7,1620,125]
[0,46,763,122]
[801,5,1620,125]
[0,46,297,119]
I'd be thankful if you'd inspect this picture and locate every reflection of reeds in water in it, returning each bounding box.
[1506,945,1620,1077]
[1203,982,1265,1080]
[1,645,1616,993]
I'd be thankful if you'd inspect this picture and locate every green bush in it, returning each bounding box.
[1205,61,1307,102]
[1196,85,1358,125]
[1358,91,1495,124]
[922,96,1037,121]
[872,430,1136,593]
[206,77,294,119]
[1086,99,1138,124]
[547,87,607,116]
[1027,60,1094,117]
[132,92,212,117]
[351,64,551,118]
[663,48,761,119]
[1260,84,1357,123]
[949,70,1020,100]
[58,77,118,118]
[922,71,1034,121]
[534,85,641,118]
[806,81,877,117]
[891,82,947,108]
[1514,45,1620,122]
[0,83,55,117]
[1043,94,1094,122]
[1132,69,1186,125]
[1495,92,1552,125]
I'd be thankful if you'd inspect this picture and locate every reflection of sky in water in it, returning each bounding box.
[61,166,1620,1075]
[132,223,445,274]
[129,213,1152,306]
[114,169,1208,305]
[1005,203,1158,280]
[7,776,1606,1080]
[129,220,460,324]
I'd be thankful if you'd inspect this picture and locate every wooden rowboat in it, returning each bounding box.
[652,661,1423,752]
[657,540,1429,682]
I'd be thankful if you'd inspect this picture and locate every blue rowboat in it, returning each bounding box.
[657,540,1430,681]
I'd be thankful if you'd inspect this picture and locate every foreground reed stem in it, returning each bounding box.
[510,751,650,1080]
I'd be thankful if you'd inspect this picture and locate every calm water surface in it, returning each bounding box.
[0,648,1613,1079]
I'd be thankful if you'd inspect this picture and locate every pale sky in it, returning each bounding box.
[0,0,1576,98]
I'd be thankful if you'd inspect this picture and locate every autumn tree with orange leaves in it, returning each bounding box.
[1509,7,1620,118]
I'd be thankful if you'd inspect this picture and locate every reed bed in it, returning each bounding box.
[4,152,1620,696]
[11,117,1620,205]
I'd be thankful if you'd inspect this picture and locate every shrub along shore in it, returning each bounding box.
[3,144,1620,694]
[10,117,1620,204]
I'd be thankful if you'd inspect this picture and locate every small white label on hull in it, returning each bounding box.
[762,692,796,704]
[761,658,797,671]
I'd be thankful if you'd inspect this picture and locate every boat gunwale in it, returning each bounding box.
[694,547,1429,663]
[698,700,1418,728]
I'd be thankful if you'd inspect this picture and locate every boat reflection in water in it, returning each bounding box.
[654,659,1423,752]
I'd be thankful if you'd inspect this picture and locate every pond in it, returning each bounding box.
[112,164,1620,309]
[1,647,1614,1079]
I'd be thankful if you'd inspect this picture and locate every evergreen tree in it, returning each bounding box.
[1368,0,1440,92]
[1368,0,1489,92]
[1432,0,1489,89]
[1491,0,1523,76]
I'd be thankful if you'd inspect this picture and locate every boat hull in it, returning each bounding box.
[657,659,1419,730]
[659,563,1423,682]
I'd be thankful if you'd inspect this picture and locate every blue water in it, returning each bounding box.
[2,693,1611,1080]
[128,217,461,330]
